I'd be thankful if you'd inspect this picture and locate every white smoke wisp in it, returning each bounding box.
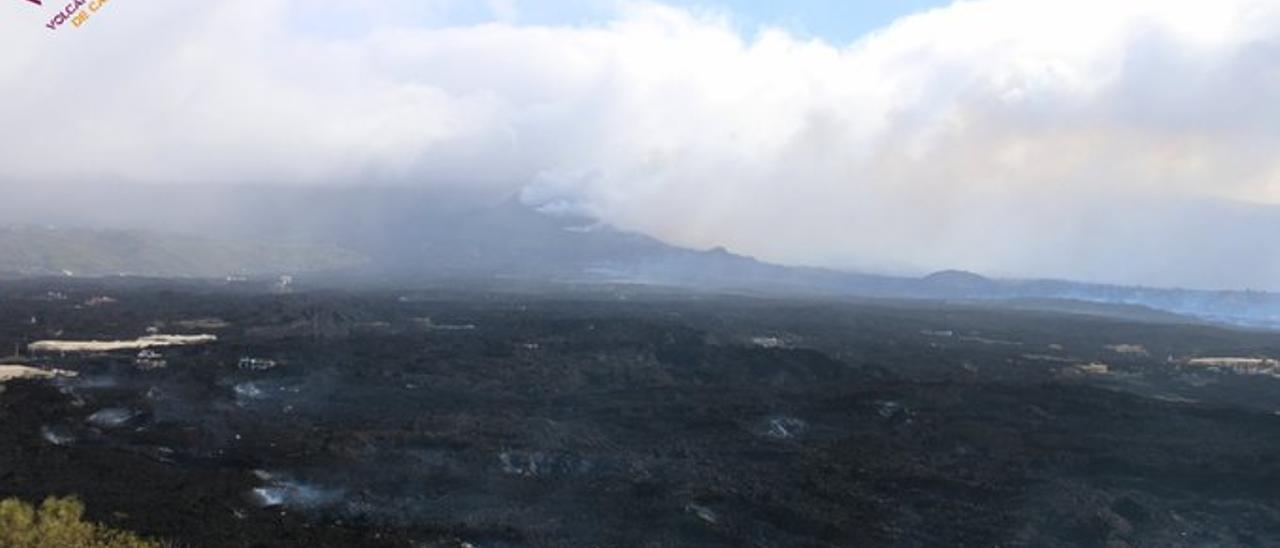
[2,0,1279,288]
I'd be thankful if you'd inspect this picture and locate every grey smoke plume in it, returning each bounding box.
[2,1,1279,288]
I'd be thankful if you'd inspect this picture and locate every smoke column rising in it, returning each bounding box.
[1,0,1279,288]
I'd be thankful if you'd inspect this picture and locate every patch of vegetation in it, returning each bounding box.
[0,497,159,548]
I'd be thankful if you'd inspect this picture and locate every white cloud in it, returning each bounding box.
[2,0,1279,288]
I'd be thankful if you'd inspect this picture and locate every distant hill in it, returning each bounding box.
[2,186,1279,329]
[0,226,364,278]
[921,269,996,291]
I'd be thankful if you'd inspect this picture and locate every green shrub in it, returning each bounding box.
[0,497,160,548]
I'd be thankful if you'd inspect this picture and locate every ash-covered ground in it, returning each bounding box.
[3,279,1280,547]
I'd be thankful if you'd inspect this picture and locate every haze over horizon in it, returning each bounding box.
[3,0,1279,290]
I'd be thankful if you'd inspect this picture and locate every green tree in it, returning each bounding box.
[0,497,160,548]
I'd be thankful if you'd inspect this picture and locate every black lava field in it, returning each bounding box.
[3,279,1280,547]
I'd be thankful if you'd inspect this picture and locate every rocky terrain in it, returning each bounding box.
[2,278,1280,546]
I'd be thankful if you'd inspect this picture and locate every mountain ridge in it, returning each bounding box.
[1,187,1277,328]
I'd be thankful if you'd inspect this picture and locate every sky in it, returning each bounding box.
[663,0,952,42]
[279,1,952,43]
[2,0,1280,289]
